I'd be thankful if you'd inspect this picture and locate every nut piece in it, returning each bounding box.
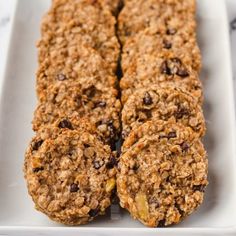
[105,178,116,192]
[135,192,149,221]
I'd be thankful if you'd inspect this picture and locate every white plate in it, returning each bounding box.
[0,0,236,235]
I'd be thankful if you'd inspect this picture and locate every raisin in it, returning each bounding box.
[70,183,79,192]
[32,140,43,151]
[143,92,153,105]
[58,119,73,129]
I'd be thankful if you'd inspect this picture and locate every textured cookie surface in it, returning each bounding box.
[117,121,208,227]
[39,0,120,72]
[120,43,203,105]
[36,45,117,100]
[122,86,205,138]
[24,120,117,225]
[118,0,196,44]
[122,31,201,73]
[33,80,121,146]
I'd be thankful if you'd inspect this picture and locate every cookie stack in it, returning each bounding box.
[117,0,208,227]
[24,0,121,225]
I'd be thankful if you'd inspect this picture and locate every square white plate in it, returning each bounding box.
[0,0,236,235]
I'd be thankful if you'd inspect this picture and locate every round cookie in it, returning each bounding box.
[38,0,120,72]
[117,121,208,227]
[122,86,205,139]
[36,45,117,100]
[118,0,196,44]
[122,31,201,73]
[24,120,117,225]
[120,50,203,104]
[33,80,121,147]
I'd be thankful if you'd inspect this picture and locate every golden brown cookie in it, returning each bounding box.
[118,120,208,227]
[122,85,205,139]
[24,119,117,225]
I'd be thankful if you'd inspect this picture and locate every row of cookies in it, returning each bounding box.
[116,0,208,227]
[24,0,121,225]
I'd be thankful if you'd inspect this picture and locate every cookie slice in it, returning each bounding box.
[118,0,196,44]
[117,121,208,227]
[39,0,120,72]
[24,120,117,225]
[122,86,205,139]
[122,31,201,73]
[36,45,117,100]
[33,80,121,147]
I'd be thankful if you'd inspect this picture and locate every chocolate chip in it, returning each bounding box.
[88,208,99,217]
[70,183,79,192]
[143,92,153,105]
[157,219,166,227]
[84,86,96,99]
[177,68,189,78]
[33,167,44,173]
[175,106,189,119]
[160,61,171,75]
[167,132,176,139]
[32,140,43,151]
[93,161,102,169]
[166,28,177,35]
[163,40,172,49]
[106,155,117,169]
[84,144,90,148]
[56,73,67,81]
[95,101,106,108]
[193,185,205,192]
[181,142,190,152]
[58,119,73,129]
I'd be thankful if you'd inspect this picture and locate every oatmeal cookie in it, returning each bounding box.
[24,120,117,225]
[36,45,117,100]
[120,63,203,105]
[117,121,208,227]
[118,0,196,44]
[38,0,120,72]
[122,86,205,139]
[33,80,121,146]
[122,31,201,73]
